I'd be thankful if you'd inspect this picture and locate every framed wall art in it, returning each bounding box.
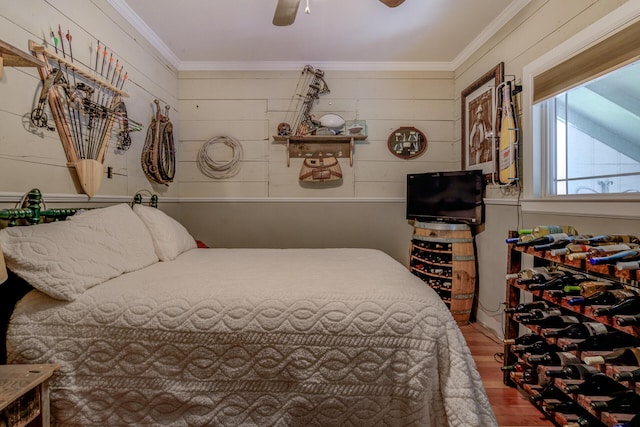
[387,127,427,159]
[461,62,504,181]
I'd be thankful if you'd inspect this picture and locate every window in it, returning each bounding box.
[535,60,640,195]
[523,7,640,210]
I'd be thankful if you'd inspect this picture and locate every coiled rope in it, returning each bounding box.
[197,135,243,179]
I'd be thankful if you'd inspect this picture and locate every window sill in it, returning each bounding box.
[520,196,640,219]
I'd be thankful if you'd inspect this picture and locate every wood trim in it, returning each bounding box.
[29,41,129,98]
[533,19,640,103]
[0,39,46,79]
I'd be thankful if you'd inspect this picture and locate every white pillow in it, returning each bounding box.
[133,204,197,261]
[0,203,158,301]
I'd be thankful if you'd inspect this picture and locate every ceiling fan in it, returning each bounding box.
[273,0,406,26]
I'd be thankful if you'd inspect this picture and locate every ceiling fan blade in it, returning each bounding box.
[273,0,300,26]
[379,0,406,7]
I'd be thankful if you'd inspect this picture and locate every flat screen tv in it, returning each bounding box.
[406,170,485,225]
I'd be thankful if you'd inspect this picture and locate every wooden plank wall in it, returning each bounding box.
[459,0,635,338]
[177,70,458,199]
[0,0,178,198]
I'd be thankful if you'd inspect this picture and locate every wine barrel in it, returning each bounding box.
[412,221,476,325]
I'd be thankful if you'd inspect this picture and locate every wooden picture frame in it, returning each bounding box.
[461,63,504,182]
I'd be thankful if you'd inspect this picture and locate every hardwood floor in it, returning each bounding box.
[460,323,555,427]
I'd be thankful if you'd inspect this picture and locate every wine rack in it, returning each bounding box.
[409,221,476,325]
[410,239,454,301]
[504,231,640,427]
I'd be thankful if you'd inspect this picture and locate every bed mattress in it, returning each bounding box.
[7,248,497,426]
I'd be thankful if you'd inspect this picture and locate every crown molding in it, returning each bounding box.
[451,0,531,70]
[179,60,454,72]
[107,0,181,69]
[109,0,530,73]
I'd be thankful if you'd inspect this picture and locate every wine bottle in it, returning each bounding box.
[545,364,599,380]
[612,413,640,427]
[564,416,603,427]
[590,390,640,413]
[617,260,640,271]
[505,266,556,281]
[616,314,640,327]
[519,314,580,328]
[527,271,590,291]
[512,340,557,356]
[509,369,540,385]
[530,225,579,236]
[503,333,545,346]
[579,280,621,297]
[561,331,639,352]
[614,366,640,381]
[583,346,640,366]
[544,399,581,414]
[516,233,570,247]
[507,226,572,244]
[547,285,582,298]
[568,244,635,261]
[506,229,533,244]
[593,295,640,316]
[517,269,565,286]
[563,372,629,395]
[542,321,609,339]
[530,383,570,402]
[521,369,541,385]
[574,234,640,245]
[515,307,562,322]
[551,243,593,257]
[533,235,593,252]
[504,300,550,314]
[526,351,580,366]
[532,239,570,252]
[506,236,526,244]
[568,288,639,307]
[590,249,640,265]
[501,362,529,372]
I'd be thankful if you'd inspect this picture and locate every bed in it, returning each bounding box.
[0,190,497,426]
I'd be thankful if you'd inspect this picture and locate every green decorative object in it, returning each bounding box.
[0,188,158,227]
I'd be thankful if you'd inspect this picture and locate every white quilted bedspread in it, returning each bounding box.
[7,248,497,426]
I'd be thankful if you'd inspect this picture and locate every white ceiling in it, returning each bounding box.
[109,0,529,71]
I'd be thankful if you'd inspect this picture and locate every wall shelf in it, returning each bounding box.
[0,39,46,78]
[273,135,367,167]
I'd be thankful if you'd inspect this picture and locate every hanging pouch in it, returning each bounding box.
[299,156,342,182]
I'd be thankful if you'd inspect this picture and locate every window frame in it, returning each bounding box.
[521,3,640,219]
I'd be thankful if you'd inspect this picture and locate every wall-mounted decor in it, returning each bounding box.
[272,64,366,183]
[461,62,504,181]
[496,79,519,185]
[298,156,343,183]
[29,33,141,197]
[197,135,243,180]
[142,99,175,186]
[345,120,366,137]
[279,65,330,137]
[387,127,427,159]
[0,39,45,78]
